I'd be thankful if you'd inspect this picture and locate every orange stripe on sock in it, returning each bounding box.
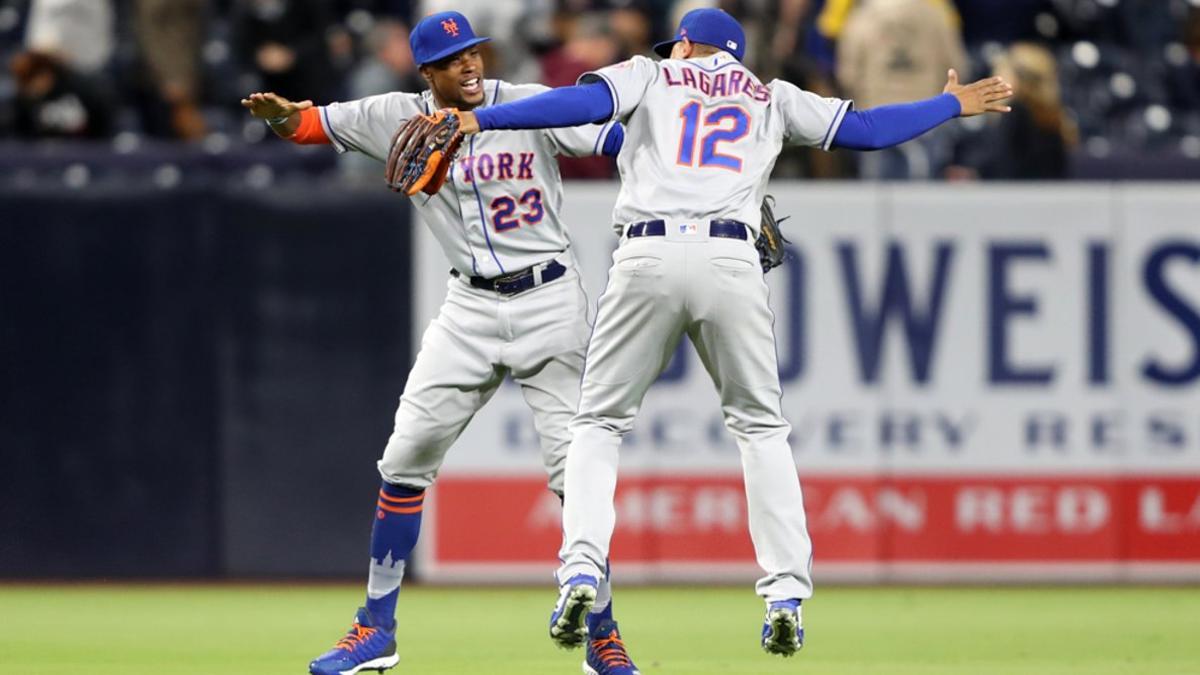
[377,501,423,515]
[378,490,424,504]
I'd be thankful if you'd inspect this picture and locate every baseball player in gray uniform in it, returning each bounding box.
[448,6,1013,661]
[241,11,638,675]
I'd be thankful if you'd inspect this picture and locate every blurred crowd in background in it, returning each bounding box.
[1,0,1198,180]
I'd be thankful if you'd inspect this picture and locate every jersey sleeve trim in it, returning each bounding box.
[592,120,615,155]
[820,99,854,151]
[319,106,351,154]
[579,71,620,123]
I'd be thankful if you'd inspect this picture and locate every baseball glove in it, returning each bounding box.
[757,195,791,273]
[385,109,465,196]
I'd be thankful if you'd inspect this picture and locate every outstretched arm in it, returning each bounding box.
[461,55,658,134]
[833,69,1012,151]
[460,82,614,134]
[241,92,314,138]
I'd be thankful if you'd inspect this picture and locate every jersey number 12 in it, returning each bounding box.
[676,102,750,172]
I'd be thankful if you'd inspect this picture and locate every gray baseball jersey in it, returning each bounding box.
[321,79,620,278]
[557,53,850,605]
[312,79,620,492]
[581,51,849,234]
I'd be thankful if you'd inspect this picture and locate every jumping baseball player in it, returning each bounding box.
[404,7,1013,659]
[241,12,639,675]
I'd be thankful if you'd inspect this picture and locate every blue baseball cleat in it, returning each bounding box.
[309,607,400,675]
[760,599,804,656]
[549,574,598,648]
[583,609,640,675]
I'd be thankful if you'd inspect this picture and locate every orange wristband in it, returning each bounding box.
[289,107,330,145]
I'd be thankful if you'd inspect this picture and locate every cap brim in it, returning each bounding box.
[418,36,491,66]
[653,40,676,58]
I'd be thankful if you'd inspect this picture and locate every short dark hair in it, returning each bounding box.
[689,42,722,57]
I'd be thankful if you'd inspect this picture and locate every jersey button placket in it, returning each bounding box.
[456,183,490,276]
[445,153,483,277]
[457,147,494,277]
[463,135,507,278]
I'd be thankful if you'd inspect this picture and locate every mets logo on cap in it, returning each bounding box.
[410,11,491,66]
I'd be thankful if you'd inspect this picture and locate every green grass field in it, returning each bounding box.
[2,584,1198,674]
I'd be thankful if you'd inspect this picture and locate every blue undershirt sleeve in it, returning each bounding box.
[832,93,962,151]
[601,123,624,157]
[474,82,615,131]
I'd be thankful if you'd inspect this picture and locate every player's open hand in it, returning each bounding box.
[943,69,1013,117]
[240,92,313,120]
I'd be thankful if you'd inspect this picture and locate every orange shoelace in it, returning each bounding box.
[591,633,632,667]
[335,623,377,651]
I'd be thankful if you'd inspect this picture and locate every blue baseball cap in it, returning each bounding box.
[654,8,746,62]
[410,11,490,66]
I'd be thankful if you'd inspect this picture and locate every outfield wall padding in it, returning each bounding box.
[0,184,412,577]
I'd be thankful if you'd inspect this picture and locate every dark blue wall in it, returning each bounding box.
[0,182,414,577]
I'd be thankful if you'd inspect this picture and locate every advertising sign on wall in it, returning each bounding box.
[414,184,1200,583]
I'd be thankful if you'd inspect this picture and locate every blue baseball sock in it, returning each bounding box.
[365,481,425,630]
[587,598,614,633]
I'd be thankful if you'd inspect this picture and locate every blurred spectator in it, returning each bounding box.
[837,0,967,179]
[799,0,852,77]
[765,0,810,80]
[544,1,654,64]
[347,18,420,98]
[951,43,1077,180]
[8,49,113,139]
[339,18,421,178]
[231,0,337,102]
[538,12,619,179]
[23,0,114,74]
[132,0,207,141]
[607,4,654,58]
[561,0,669,50]
[540,12,620,87]
[0,0,1191,179]
[838,0,965,106]
[715,0,791,78]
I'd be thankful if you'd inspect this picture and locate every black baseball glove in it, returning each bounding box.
[756,195,791,273]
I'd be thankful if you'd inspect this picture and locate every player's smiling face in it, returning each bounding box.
[422,46,486,110]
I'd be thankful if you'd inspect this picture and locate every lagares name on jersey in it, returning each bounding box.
[662,65,770,103]
[458,152,536,184]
